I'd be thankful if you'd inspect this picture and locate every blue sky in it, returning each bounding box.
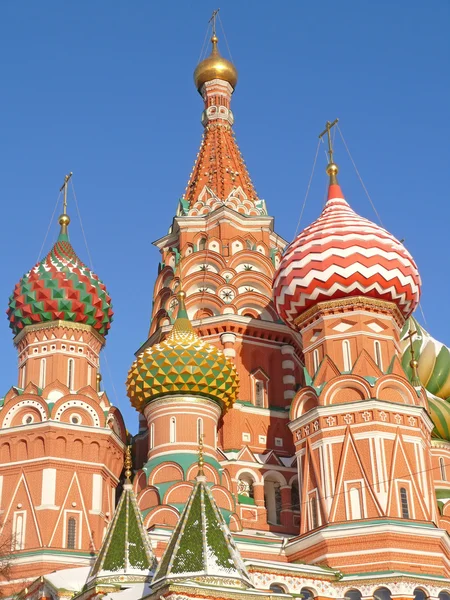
[0,1,448,432]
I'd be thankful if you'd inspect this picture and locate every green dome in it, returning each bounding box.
[126,293,238,410]
[427,393,450,441]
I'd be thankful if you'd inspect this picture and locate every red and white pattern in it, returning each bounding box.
[273,183,421,327]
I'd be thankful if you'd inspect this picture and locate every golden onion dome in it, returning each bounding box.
[126,291,239,411]
[194,35,238,91]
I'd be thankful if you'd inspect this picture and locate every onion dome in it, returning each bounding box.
[194,34,238,91]
[126,291,238,410]
[273,161,421,328]
[426,392,450,441]
[7,213,113,337]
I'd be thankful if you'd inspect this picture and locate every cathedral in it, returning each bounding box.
[2,20,450,600]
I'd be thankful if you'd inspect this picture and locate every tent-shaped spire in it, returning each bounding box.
[87,459,156,586]
[152,474,252,589]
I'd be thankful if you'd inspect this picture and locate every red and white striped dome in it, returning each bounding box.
[273,182,421,328]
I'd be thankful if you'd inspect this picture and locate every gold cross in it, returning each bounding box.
[405,327,420,383]
[319,119,339,165]
[209,8,220,37]
[59,172,73,215]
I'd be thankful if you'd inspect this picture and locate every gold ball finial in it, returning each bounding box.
[178,290,186,301]
[58,214,71,227]
[194,35,238,91]
[326,163,339,177]
[124,445,133,482]
[410,359,419,370]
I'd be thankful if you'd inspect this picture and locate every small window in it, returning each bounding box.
[342,340,352,371]
[374,340,383,370]
[255,381,265,407]
[13,513,25,550]
[291,480,300,511]
[414,589,427,600]
[21,365,26,388]
[169,417,176,443]
[270,584,286,593]
[400,487,409,519]
[313,349,320,374]
[198,238,206,251]
[440,457,447,481]
[67,517,76,549]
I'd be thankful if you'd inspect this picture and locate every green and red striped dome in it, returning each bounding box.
[7,231,113,337]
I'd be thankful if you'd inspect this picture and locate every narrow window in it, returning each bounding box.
[39,358,46,389]
[67,358,75,390]
[374,340,383,370]
[440,457,447,480]
[313,349,320,374]
[198,238,206,251]
[310,496,319,529]
[67,517,76,549]
[13,513,25,550]
[87,364,92,387]
[169,417,176,443]
[349,487,362,519]
[342,340,352,371]
[21,365,26,388]
[197,418,203,442]
[149,423,155,450]
[255,381,265,407]
[400,487,409,519]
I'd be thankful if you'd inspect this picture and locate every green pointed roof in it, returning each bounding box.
[152,475,252,589]
[87,484,156,586]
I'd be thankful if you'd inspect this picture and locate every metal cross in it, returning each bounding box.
[209,8,220,36]
[59,172,73,215]
[319,119,339,165]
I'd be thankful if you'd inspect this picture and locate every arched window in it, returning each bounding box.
[253,371,269,408]
[67,358,75,390]
[342,340,352,371]
[39,358,46,389]
[414,589,428,600]
[13,513,25,550]
[169,417,176,443]
[255,381,265,407]
[345,590,362,600]
[374,340,383,370]
[310,496,319,529]
[300,588,315,600]
[313,349,320,374]
[270,584,287,593]
[440,457,447,481]
[399,487,409,519]
[149,423,155,450]
[373,588,392,600]
[67,517,76,549]
[246,239,253,250]
[238,474,255,499]
[197,418,203,443]
[87,364,92,387]
[438,592,450,600]
[198,237,206,251]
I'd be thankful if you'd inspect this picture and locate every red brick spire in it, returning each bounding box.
[182,36,265,217]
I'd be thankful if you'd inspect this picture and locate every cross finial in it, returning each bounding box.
[58,172,73,236]
[209,8,220,37]
[319,119,339,185]
[124,445,133,483]
[197,433,205,477]
[405,326,421,386]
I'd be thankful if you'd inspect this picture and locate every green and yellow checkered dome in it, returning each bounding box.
[126,292,238,411]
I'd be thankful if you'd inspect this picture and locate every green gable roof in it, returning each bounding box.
[87,484,156,586]
[152,476,252,590]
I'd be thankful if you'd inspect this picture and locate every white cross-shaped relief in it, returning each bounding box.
[394,414,402,424]
[304,425,310,436]
[362,411,372,422]
[408,416,416,426]
[343,414,353,425]
[326,416,336,427]
[296,430,302,441]
[379,411,387,422]
[313,420,319,431]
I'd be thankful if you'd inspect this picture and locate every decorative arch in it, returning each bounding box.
[163,482,194,506]
[210,485,235,512]
[321,377,371,406]
[375,376,418,406]
[144,505,180,529]
[52,398,104,428]
[2,397,48,428]
[290,389,319,420]
[149,462,184,486]
[136,487,161,512]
